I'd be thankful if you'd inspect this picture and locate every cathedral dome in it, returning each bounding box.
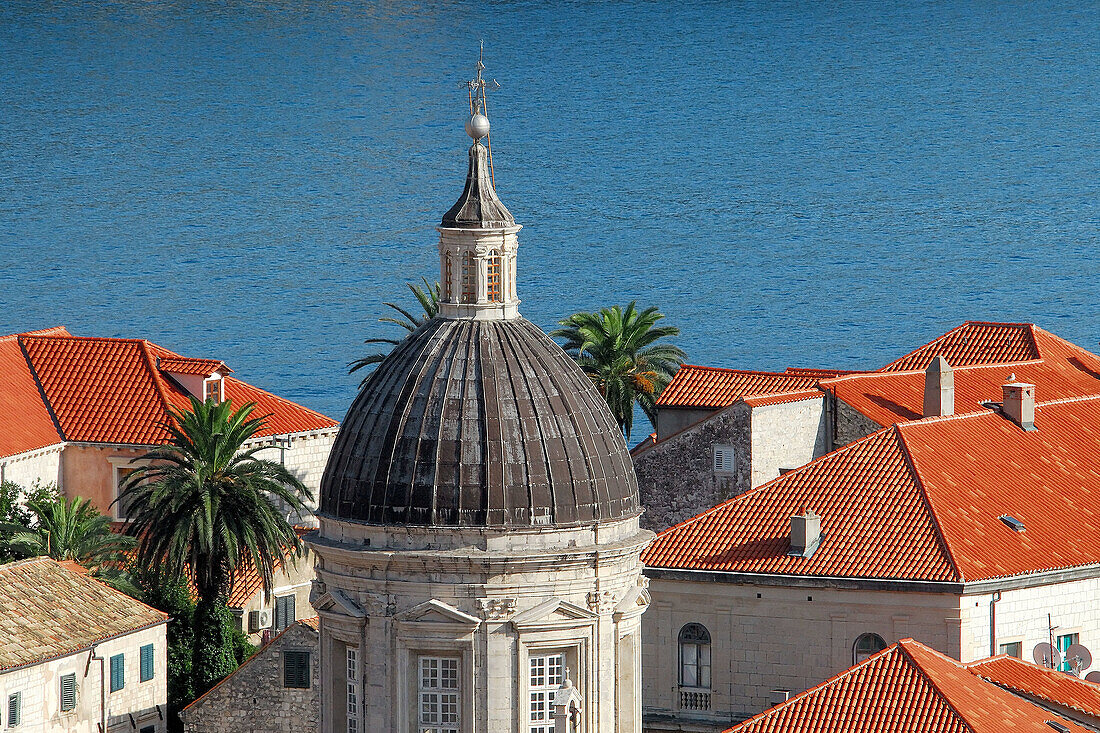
[319,317,640,527]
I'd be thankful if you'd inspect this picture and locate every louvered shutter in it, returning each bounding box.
[8,692,21,725]
[110,654,125,692]
[60,674,76,711]
[283,650,310,688]
[140,644,155,682]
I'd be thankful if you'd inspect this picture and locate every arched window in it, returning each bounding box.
[486,250,502,303]
[678,623,711,689]
[443,254,453,300]
[853,633,888,663]
[460,251,475,304]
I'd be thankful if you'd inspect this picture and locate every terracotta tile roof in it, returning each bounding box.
[0,334,63,457]
[968,655,1100,719]
[727,639,1091,733]
[157,356,232,375]
[658,366,837,410]
[0,328,337,457]
[0,557,168,672]
[823,325,1100,427]
[644,395,1100,583]
[299,615,320,631]
[882,321,1041,372]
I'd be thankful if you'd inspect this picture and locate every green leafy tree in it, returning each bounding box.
[118,397,311,694]
[2,495,137,591]
[552,301,685,439]
[349,278,440,382]
[131,565,196,733]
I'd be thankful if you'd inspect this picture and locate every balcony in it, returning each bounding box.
[679,687,712,711]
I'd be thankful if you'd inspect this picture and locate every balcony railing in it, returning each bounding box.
[679,687,712,711]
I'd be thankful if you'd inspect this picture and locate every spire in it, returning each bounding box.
[441,45,514,229]
[436,48,522,321]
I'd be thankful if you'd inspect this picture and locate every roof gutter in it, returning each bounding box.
[0,618,168,676]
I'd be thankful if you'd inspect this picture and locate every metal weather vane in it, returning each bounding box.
[463,41,500,117]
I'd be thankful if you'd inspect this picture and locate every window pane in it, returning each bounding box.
[682,664,697,687]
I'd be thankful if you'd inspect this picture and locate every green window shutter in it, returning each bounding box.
[110,654,125,693]
[275,595,296,632]
[140,644,155,682]
[60,674,76,712]
[283,650,310,688]
[7,692,21,726]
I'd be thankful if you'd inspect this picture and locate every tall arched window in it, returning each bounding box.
[460,251,475,304]
[853,633,888,663]
[486,250,502,303]
[443,254,453,300]
[679,623,711,689]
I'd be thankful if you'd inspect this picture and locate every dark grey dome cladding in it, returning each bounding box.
[320,317,640,526]
[441,141,515,229]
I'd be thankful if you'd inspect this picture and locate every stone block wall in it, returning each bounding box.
[833,398,882,448]
[245,429,337,523]
[642,576,962,729]
[633,404,751,532]
[181,621,319,733]
[0,444,63,491]
[748,397,827,488]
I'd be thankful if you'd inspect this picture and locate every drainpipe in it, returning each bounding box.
[989,591,1002,657]
[89,645,107,733]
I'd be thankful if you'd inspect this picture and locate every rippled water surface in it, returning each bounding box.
[1,1,1097,438]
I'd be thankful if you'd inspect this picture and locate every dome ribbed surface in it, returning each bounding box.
[320,317,640,526]
[440,141,515,229]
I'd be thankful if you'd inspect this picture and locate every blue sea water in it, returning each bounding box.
[1,1,1097,441]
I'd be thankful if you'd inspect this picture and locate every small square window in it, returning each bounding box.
[999,641,1022,658]
[283,650,311,688]
[203,377,222,403]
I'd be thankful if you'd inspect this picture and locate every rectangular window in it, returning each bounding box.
[487,253,502,303]
[443,255,453,300]
[419,656,460,733]
[110,654,125,693]
[115,466,138,520]
[274,594,295,633]
[7,692,20,727]
[283,650,311,689]
[59,673,76,712]
[460,252,475,304]
[346,646,358,733]
[203,377,222,402]
[713,445,735,474]
[529,653,564,733]
[1059,633,1081,672]
[999,641,1022,658]
[140,644,155,682]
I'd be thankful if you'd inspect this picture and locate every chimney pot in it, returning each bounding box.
[923,356,954,418]
[789,510,823,558]
[1002,376,1036,431]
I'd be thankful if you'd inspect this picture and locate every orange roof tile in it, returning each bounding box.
[883,321,1041,372]
[0,328,337,457]
[0,557,168,672]
[727,640,1091,733]
[645,395,1100,583]
[658,366,837,410]
[823,325,1100,427]
[157,356,232,375]
[968,655,1100,719]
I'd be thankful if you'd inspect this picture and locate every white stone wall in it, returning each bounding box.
[0,622,167,733]
[244,428,337,524]
[960,577,1100,668]
[642,576,963,729]
[748,398,827,489]
[0,444,63,491]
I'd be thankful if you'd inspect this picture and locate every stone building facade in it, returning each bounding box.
[308,67,652,733]
[0,558,168,733]
[181,618,320,733]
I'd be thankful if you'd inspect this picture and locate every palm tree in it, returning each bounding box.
[552,302,685,440]
[2,495,137,591]
[349,277,440,381]
[117,396,311,693]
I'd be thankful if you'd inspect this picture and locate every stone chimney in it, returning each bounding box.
[1001,374,1037,431]
[923,356,954,417]
[788,510,823,558]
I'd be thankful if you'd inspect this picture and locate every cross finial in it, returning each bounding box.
[463,41,499,117]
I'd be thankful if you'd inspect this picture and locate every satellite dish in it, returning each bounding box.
[1067,644,1092,671]
[1034,643,1061,667]
[1085,671,1100,685]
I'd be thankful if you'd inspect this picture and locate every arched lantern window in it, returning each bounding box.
[443,254,453,300]
[679,623,712,689]
[853,633,888,663]
[461,251,475,304]
[487,250,502,303]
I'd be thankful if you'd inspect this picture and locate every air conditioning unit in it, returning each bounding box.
[249,609,273,632]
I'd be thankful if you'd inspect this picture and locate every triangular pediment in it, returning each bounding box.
[313,588,365,619]
[395,599,481,627]
[613,585,651,615]
[511,598,597,631]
